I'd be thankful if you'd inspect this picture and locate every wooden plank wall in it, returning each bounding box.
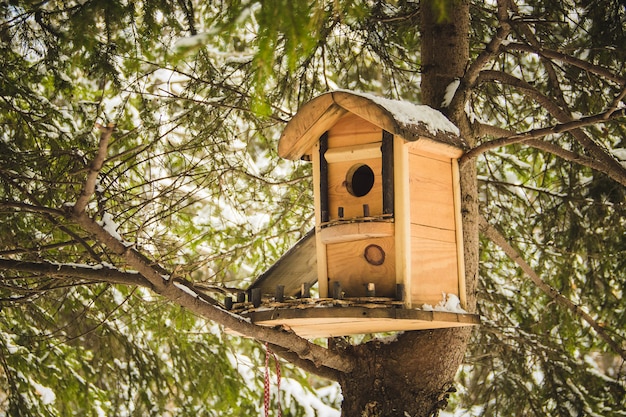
[407,147,460,306]
[327,113,381,148]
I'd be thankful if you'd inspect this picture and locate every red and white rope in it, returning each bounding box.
[264,342,282,417]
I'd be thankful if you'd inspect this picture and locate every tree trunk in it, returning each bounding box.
[337,329,472,416]
[336,2,476,416]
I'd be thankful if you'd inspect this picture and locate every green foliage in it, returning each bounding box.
[1,284,266,415]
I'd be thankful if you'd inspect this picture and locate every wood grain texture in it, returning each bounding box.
[319,221,394,244]
[247,229,317,296]
[327,157,383,221]
[452,159,467,308]
[410,236,459,306]
[393,135,412,305]
[407,136,464,159]
[324,142,381,163]
[326,236,396,298]
[408,153,455,231]
[279,99,347,159]
[312,141,329,297]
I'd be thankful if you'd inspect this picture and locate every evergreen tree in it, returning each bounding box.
[0,0,624,415]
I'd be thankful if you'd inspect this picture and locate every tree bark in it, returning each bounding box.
[335,2,476,415]
[337,329,472,416]
[420,0,470,111]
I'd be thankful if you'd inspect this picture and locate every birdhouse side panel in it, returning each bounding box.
[407,149,462,307]
[408,152,456,231]
[410,236,459,306]
[326,236,396,298]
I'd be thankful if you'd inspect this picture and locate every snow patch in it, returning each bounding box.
[31,381,56,405]
[611,148,626,168]
[280,377,341,416]
[442,79,460,108]
[337,90,460,136]
[173,33,210,51]
[374,332,404,344]
[97,212,123,241]
[2,332,19,354]
[422,293,467,314]
[174,282,199,298]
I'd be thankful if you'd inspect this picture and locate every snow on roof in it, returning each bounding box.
[278,90,467,160]
[340,90,460,136]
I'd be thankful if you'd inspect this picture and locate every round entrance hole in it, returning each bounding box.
[346,164,375,197]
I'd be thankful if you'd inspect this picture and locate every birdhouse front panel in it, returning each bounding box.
[327,157,383,221]
[315,113,397,298]
[326,236,396,298]
[326,113,381,148]
[325,114,385,223]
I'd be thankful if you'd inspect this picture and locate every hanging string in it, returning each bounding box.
[264,342,282,417]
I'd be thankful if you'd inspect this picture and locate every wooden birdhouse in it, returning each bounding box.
[233,91,479,338]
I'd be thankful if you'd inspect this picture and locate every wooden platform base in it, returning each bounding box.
[243,306,479,339]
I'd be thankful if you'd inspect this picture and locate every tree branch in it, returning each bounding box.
[476,70,568,117]
[0,258,151,288]
[472,70,626,186]
[0,199,102,261]
[507,4,570,109]
[267,343,341,381]
[503,42,626,87]
[453,0,511,108]
[73,124,115,214]
[462,109,626,161]
[478,216,626,361]
[0,200,65,216]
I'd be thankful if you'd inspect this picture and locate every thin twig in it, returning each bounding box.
[450,0,511,128]
[503,42,626,87]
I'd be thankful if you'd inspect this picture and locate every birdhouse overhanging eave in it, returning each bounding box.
[278,90,468,160]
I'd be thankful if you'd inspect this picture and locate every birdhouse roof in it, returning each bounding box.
[278,90,468,160]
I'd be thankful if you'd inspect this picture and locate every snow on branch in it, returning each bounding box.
[0,258,149,288]
[479,216,626,361]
